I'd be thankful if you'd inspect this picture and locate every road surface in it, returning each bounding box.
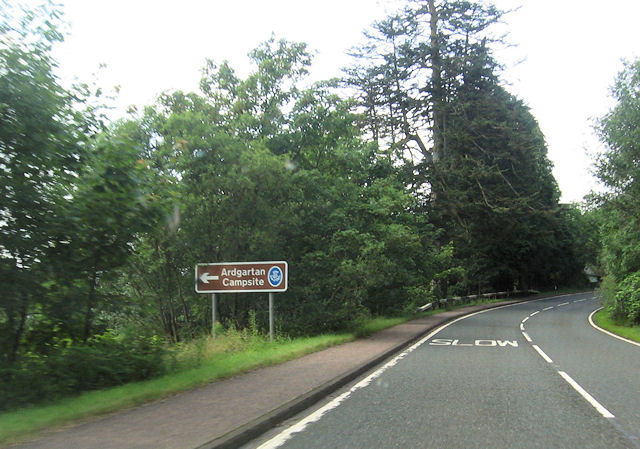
[246,292,640,449]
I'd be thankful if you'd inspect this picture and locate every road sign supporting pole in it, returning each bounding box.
[211,293,216,339]
[196,261,287,342]
[269,292,274,342]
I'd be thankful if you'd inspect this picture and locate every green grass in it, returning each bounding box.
[0,298,527,446]
[0,320,394,446]
[592,309,640,343]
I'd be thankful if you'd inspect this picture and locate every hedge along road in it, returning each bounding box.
[246,292,640,449]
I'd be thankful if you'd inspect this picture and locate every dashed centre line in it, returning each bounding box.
[532,344,553,363]
[558,371,615,419]
[519,296,616,420]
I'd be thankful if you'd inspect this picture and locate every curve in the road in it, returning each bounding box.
[520,295,640,449]
[253,293,640,449]
[588,308,640,348]
[254,304,514,449]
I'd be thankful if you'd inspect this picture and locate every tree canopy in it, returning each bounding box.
[594,59,640,324]
[0,0,595,410]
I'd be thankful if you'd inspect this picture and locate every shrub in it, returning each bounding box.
[614,272,640,325]
[0,332,167,411]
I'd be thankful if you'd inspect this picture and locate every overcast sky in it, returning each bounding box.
[46,0,640,203]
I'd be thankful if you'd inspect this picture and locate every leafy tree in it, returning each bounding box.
[595,58,640,323]
[346,14,426,161]
[347,0,585,292]
[45,131,159,342]
[104,38,445,338]
[347,0,505,165]
[0,2,91,362]
[432,77,565,291]
[199,36,312,143]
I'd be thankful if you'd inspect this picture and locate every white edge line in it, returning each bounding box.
[558,371,615,419]
[532,344,553,363]
[588,308,640,348]
[257,297,564,449]
[256,304,521,449]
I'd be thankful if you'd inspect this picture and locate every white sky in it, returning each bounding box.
[44,0,640,203]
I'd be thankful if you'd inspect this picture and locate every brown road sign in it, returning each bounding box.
[195,261,288,293]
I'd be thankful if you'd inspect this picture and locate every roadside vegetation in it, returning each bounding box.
[0,327,352,445]
[592,309,640,344]
[0,306,461,445]
[590,59,640,334]
[3,0,638,434]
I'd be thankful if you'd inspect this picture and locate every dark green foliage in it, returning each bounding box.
[1,0,595,411]
[431,82,569,291]
[611,273,640,324]
[0,2,87,363]
[0,332,166,411]
[595,59,640,324]
[348,0,582,293]
[115,54,439,337]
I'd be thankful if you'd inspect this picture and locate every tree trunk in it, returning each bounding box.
[83,267,99,342]
[429,0,445,161]
[7,291,28,363]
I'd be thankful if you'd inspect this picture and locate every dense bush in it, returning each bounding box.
[595,59,640,326]
[0,332,167,411]
[612,272,640,324]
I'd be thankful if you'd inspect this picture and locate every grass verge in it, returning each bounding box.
[0,298,525,446]
[0,317,405,446]
[592,309,640,343]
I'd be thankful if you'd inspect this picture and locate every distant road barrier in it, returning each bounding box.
[416,290,540,313]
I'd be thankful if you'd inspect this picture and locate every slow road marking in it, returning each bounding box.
[428,338,518,347]
[257,302,535,449]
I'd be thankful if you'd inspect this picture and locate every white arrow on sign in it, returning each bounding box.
[200,272,220,284]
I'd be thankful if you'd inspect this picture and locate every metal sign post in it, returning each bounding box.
[195,261,288,341]
[269,292,275,342]
[211,293,216,339]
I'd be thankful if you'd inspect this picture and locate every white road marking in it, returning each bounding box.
[522,316,529,323]
[558,302,570,307]
[256,304,521,449]
[520,323,525,331]
[257,295,584,448]
[558,371,615,419]
[532,344,553,363]
[588,308,640,348]
[530,311,539,316]
[429,339,519,347]
[543,306,554,311]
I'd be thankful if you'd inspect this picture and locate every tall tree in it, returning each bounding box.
[0,2,92,361]
[347,0,505,164]
[347,0,579,292]
[595,58,640,323]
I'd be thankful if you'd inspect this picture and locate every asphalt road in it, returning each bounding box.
[246,292,640,449]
